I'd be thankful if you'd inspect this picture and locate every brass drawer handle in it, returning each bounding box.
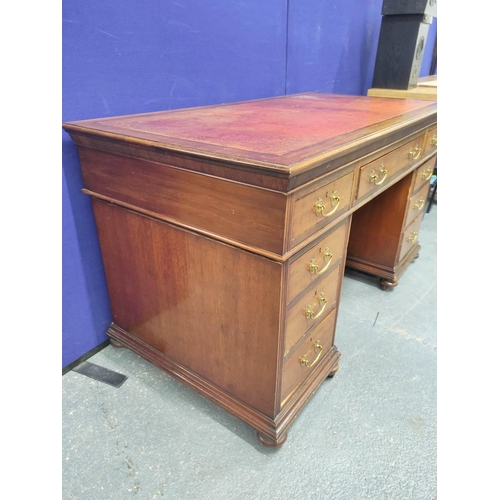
[408,144,422,160]
[421,167,433,180]
[406,231,418,243]
[305,292,327,320]
[431,134,437,146]
[413,198,425,211]
[369,165,388,186]
[308,247,333,275]
[313,191,341,217]
[299,340,323,368]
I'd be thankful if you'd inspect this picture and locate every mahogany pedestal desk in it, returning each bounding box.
[63,93,437,447]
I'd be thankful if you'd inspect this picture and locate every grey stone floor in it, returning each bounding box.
[62,207,437,500]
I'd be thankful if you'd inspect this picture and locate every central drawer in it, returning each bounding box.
[356,133,426,202]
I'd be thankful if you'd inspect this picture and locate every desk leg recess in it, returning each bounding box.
[346,170,428,290]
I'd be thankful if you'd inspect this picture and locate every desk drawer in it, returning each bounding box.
[423,126,437,155]
[356,133,425,201]
[399,212,424,261]
[412,155,436,194]
[281,308,337,407]
[405,180,431,228]
[284,263,341,356]
[286,220,348,304]
[290,170,354,243]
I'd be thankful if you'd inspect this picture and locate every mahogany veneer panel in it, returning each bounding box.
[92,200,282,417]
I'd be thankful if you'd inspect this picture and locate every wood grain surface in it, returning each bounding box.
[92,199,283,417]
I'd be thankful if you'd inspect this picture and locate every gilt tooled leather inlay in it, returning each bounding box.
[67,93,436,166]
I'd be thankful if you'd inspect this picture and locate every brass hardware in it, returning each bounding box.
[305,292,327,320]
[369,165,388,186]
[431,134,437,146]
[413,198,425,211]
[299,340,323,368]
[313,190,341,217]
[408,144,422,160]
[406,231,418,243]
[308,247,333,275]
[421,167,433,181]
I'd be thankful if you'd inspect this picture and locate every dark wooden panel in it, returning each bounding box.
[92,199,283,418]
[79,147,287,256]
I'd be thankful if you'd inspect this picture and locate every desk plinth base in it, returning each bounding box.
[107,323,341,448]
[346,244,421,290]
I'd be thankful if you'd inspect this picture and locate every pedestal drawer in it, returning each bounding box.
[412,155,436,194]
[286,220,348,304]
[404,180,431,228]
[290,170,354,243]
[399,213,424,261]
[423,126,437,155]
[284,263,341,356]
[281,308,337,407]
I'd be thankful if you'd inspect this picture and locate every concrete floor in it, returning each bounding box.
[62,207,437,500]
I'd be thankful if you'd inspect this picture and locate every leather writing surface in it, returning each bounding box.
[65,93,436,167]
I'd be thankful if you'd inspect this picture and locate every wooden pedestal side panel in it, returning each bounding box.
[92,199,283,418]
